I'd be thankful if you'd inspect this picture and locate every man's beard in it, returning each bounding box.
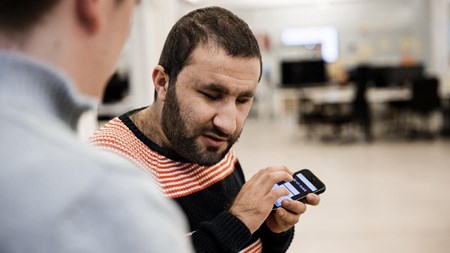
[161,85,240,166]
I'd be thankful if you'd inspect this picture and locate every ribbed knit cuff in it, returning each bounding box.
[260,223,294,252]
[196,211,251,252]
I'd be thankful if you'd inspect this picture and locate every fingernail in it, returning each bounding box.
[282,199,290,205]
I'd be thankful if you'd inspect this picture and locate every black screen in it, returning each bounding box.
[387,65,424,87]
[362,65,424,87]
[281,59,327,87]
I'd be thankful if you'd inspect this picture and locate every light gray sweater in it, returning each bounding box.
[0,51,193,253]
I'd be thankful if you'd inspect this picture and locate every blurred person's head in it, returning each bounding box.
[150,6,261,165]
[0,0,137,99]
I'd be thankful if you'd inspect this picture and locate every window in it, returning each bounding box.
[281,26,339,63]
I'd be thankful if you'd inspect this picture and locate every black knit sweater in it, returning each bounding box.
[90,110,294,252]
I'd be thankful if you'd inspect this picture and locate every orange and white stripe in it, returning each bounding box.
[240,238,262,253]
[89,117,238,198]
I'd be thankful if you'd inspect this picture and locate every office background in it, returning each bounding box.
[87,0,449,114]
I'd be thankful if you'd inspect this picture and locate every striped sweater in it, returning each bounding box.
[89,109,294,253]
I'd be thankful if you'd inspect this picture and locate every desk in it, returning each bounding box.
[274,85,411,117]
[297,86,410,104]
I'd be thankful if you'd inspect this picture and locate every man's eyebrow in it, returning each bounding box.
[238,90,255,98]
[202,83,255,97]
[202,83,228,93]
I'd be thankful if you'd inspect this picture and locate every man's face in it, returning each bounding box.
[161,44,260,166]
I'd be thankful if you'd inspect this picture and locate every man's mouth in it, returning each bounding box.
[203,133,228,147]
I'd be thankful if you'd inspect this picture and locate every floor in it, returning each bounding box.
[234,118,450,253]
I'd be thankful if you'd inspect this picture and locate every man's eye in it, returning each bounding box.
[237,98,251,104]
[202,92,220,100]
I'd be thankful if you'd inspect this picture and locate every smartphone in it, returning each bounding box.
[272,169,326,210]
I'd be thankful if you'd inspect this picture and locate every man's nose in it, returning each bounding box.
[212,101,237,136]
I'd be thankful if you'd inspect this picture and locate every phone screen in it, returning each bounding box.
[272,170,322,209]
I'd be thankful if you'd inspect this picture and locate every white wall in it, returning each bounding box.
[235,0,430,85]
[128,0,179,109]
[430,0,450,94]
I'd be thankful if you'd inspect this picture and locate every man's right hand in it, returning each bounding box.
[229,166,293,234]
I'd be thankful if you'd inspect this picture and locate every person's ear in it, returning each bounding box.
[153,65,170,101]
[76,0,101,34]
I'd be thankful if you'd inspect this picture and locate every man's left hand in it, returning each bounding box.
[265,193,321,233]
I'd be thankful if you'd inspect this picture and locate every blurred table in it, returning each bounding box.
[274,85,411,117]
[298,85,411,104]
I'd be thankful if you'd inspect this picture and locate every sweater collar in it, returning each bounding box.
[0,51,95,130]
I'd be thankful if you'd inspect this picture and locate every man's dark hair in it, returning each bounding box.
[0,0,60,34]
[158,6,262,97]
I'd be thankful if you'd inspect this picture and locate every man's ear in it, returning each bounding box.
[76,0,101,34]
[152,65,170,101]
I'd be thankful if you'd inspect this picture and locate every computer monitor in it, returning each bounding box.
[367,66,391,87]
[386,65,424,87]
[281,59,327,87]
[356,64,424,88]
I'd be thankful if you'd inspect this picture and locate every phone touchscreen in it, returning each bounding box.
[272,172,318,208]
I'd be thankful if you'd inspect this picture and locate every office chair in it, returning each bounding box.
[102,72,130,104]
[327,65,373,142]
[407,77,441,139]
[298,94,328,139]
